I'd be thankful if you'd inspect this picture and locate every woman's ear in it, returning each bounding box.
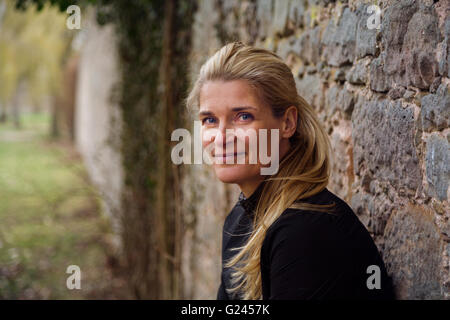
[281,106,298,139]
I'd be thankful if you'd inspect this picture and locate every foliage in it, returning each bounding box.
[92,0,197,299]
[14,0,96,12]
[0,0,70,107]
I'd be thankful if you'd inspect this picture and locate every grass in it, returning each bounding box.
[0,112,127,299]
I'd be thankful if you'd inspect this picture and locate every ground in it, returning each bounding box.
[0,112,128,299]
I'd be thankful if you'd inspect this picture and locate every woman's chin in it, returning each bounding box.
[213,166,241,183]
[213,165,257,184]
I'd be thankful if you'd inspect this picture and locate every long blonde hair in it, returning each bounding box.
[186,41,337,299]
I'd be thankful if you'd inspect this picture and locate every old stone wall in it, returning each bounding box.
[74,10,123,243]
[186,0,450,299]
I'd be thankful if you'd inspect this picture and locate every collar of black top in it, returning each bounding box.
[238,182,330,217]
[237,180,267,216]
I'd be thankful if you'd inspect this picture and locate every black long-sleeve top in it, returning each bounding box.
[217,183,396,300]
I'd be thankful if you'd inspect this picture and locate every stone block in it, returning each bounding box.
[272,0,290,35]
[377,0,442,90]
[352,97,421,192]
[326,85,354,119]
[296,73,324,110]
[288,0,306,29]
[383,203,444,299]
[298,26,321,65]
[346,57,369,85]
[370,54,390,93]
[381,0,418,77]
[256,0,273,39]
[420,83,450,132]
[425,134,449,201]
[321,7,358,67]
[355,3,378,58]
[401,9,442,89]
[439,18,450,78]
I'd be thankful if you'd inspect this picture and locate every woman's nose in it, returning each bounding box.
[214,125,235,149]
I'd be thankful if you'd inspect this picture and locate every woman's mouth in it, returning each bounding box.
[214,152,246,163]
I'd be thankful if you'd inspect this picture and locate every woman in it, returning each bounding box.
[186,41,395,300]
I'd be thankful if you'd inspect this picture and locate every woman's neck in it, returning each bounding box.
[238,177,265,198]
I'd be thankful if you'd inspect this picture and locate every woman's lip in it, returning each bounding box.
[213,152,246,157]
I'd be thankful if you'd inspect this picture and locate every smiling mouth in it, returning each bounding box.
[213,152,246,159]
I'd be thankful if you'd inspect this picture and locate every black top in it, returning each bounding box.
[217,182,396,300]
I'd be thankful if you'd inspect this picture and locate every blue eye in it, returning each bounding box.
[202,117,216,124]
[238,113,253,121]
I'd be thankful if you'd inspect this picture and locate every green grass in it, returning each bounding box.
[0,112,49,134]
[0,112,121,299]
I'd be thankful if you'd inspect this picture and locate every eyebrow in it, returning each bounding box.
[198,105,257,116]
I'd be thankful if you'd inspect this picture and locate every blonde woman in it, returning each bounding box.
[186,41,395,300]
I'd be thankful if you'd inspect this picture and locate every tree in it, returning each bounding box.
[0,0,70,129]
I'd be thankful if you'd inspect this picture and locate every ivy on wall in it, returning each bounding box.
[15,0,197,299]
[95,0,197,299]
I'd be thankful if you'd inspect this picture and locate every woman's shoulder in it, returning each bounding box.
[269,187,352,224]
[263,188,368,250]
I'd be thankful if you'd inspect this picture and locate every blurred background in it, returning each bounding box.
[0,0,448,300]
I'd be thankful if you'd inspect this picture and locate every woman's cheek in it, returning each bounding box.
[235,128,257,162]
[201,127,216,148]
[201,127,219,164]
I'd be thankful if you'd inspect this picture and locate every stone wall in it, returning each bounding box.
[186,0,449,299]
[74,10,123,244]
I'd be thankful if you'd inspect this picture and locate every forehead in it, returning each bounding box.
[199,80,262,111]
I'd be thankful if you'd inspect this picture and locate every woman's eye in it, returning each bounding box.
[238,113,254,121]
[202,117,216,125]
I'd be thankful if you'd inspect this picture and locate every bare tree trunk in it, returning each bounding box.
[0,102,6,123]
[64,55,79,142]
[11,79,23,129]
[51,94,60,138]
[116,0,194,300]
[156,0,175,300]
[156,0,196,299]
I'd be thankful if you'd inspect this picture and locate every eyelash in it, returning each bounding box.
[237,112,254,122]
[202,117,216,125]
[201,113,254,125]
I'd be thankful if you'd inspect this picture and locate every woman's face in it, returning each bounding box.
[198,80,295,195]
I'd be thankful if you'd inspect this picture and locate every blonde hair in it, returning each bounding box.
[186,41,337,299]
